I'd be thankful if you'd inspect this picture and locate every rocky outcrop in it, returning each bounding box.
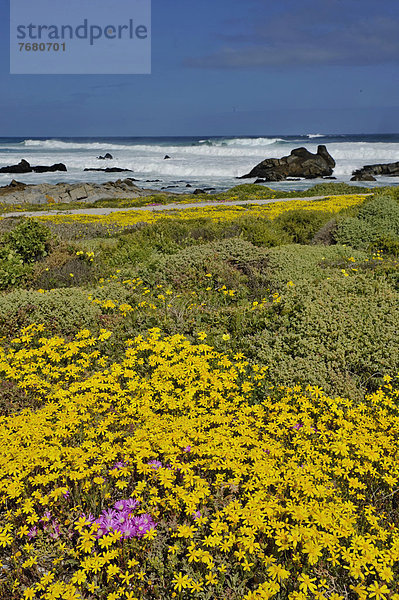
[0,179,28,196]
[97,153,113,160]
[84,167,133,173]
[351,161,399,181]
[239,145,335,180]
[0,159,31,173]
[0,160,67,174]
[351,173,377,182]
[0,178,161,205]
[33,163,67,173]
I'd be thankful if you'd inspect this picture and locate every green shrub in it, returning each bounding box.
[235,216,291,247]
[305,182,371,196]
[30,250,96,289]
[357,195,399,227]
[370,186,399,203]
[0,287,101,336]
[5,218,52,263]
[369,236,399,256]
[259,244,367,291]
[333,216,377,249]
[334,195,399,251]
[0,249,30,290]
[138,238,268,289]
[244,273,399,400]
[100,217,287,276]
[274,210,333,244]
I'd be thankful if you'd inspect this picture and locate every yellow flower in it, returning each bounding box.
[268,563,290,581]
[298,573,318,594]
[172,572,191,592]
[367,583,390,600]
[71,570,87,585]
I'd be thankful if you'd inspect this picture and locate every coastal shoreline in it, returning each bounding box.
[1,134,399,195]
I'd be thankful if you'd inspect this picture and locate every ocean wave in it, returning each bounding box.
[326,142,399,161]
[198,137,286,147]
[2,138,398,182]
[21,138,286,156]
[22,139,135,151]
[307,134,325,139]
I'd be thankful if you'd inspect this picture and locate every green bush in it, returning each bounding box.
[243,272,399,400]
[333,216,377,249]
[0,287,101,336]
[358,195,399,227]
[258,244,367,291]
[236,216,292,247]
[274,210,333,244]
[0,249,30,290]
[335,195,399,251]
[138,238,268,289]
[30,250,96,290]
[99,217,288,276]
[5,218,52,263]
[370,186,399,203]
[304,182,371,196]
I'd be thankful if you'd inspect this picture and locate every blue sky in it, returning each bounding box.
[0,0,398,136]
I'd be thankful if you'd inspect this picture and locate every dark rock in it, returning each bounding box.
[239,145,335,181]
[84,167,133,173]
[0,160,67,174]
[146,179,161,182]
[193,188,206,195]
[0,159,32,174]
[254,178,267,184]
[350,161,399,180]
[351,173,377,182]
[97,153,113,160]
[185,183,192,187]
[32,163,67,173]
[286,178,301,181]
[164,155,171,159]
[323,176,337,180]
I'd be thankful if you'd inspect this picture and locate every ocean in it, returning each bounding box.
[0,134,398,194]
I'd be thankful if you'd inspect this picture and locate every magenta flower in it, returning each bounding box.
[28,527,38,539]
[113,460,128,470]
[89,498,156,539]
[292,423,304,431]
[148,460,162,469]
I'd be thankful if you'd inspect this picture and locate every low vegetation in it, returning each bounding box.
[0,183,398,599]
